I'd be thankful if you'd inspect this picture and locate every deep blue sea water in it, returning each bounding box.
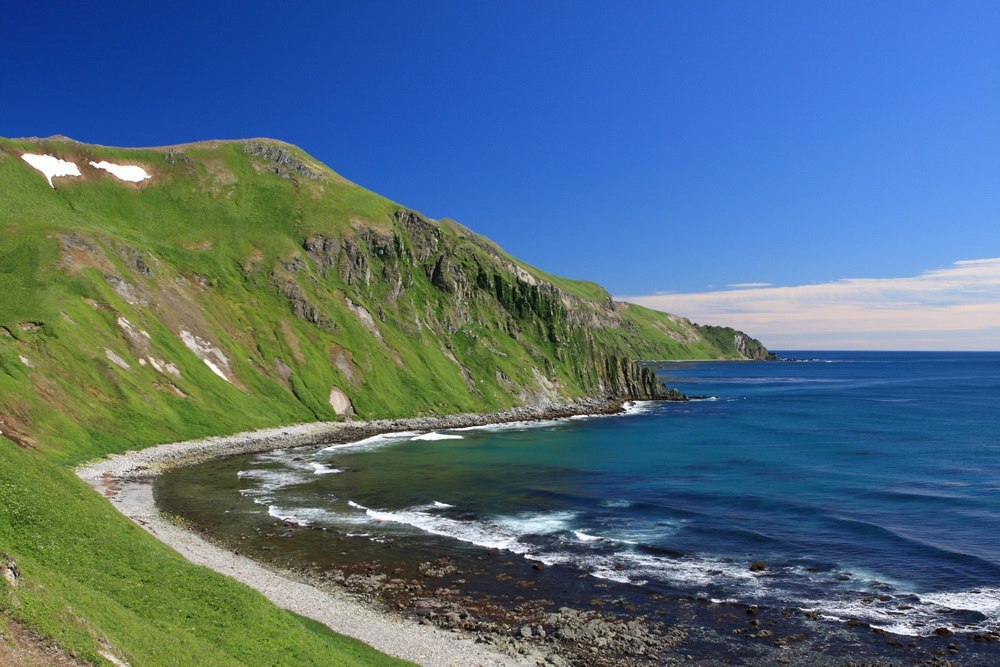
[168,352,1000,636]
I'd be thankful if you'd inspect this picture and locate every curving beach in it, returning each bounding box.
[76,401,624,667]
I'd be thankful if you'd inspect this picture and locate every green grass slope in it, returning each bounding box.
[0,135,771,664]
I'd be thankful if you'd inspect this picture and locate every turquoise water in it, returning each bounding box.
[170,352,1000,636]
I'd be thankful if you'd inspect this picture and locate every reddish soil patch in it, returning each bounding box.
[0,616,87,667]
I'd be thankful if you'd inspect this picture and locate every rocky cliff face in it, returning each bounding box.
[0,136,771,456]
[695,326,777,361]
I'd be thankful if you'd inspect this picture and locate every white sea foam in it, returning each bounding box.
[310,462,342,475]
[801,598,927,636]
[345,502,579,555]
[452,419,568,433]
[268,505,309,525]
[321,431,420,453]
[604,551,763,591]
[276,491,1000,637]
[922,588,1000,618]
[348,501,528,553]
[796,585,1000,636]
[495,511,577,535]
[237,468,309,501]
[333,501,761,594]
[573,530,603,543]
[621,400,655,415]
[590,567,641,584]
[411,432,464,441]
[407,500,456,512]
[88,160,151,182]
[21,153,82,187]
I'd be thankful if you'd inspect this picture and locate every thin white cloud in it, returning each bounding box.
[620,258,1000,350]
[727,282,772,288]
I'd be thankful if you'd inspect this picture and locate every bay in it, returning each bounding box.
[157,351,1000,638]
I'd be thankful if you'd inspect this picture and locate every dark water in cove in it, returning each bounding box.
[158,352,1000,637]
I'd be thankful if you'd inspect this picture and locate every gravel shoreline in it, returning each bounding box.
[76,399,625,667]
[78,398,997,666]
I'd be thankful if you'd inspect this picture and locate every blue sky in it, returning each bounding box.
[4,2,998,348]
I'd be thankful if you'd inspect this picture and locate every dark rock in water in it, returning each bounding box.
[749,561,767,572]
[933,627,954,637]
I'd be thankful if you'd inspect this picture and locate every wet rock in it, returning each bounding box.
[749,561,767,572]
[418,558,457,578]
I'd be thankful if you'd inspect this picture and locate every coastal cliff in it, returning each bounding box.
[0,135,772,665]
[0,136,770,460]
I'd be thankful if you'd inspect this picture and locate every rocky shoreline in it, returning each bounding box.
[79,401,999,667]
[224,526,997,667]
[75,399,632,667]
[80,397,627,480]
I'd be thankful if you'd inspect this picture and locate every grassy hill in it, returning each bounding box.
[0,135,770,665]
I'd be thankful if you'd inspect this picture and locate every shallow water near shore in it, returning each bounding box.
[157,351,1000,662]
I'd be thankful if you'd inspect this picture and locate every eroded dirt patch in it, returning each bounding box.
[0,615,88,667]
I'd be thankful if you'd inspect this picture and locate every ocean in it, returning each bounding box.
[157,351,1000,643]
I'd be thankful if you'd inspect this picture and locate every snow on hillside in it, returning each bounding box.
[20,153,82,187]
[89,160,151,183]
[20,154,152,186]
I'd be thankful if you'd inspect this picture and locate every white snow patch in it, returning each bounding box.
[21,153,82,187]
[179,330,232,383]
[89,160,151,183]
[18,355,33,368]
